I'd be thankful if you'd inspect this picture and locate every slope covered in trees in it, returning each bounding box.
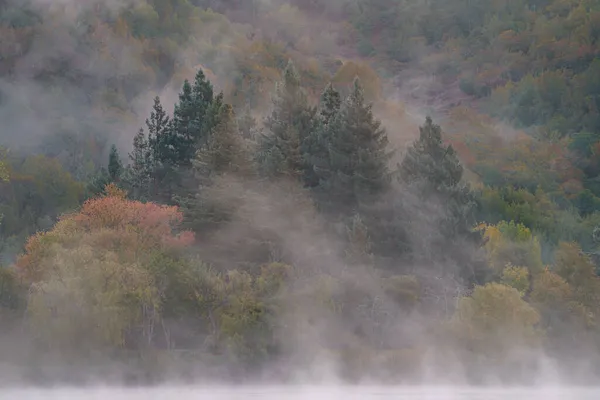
[1,0,600,385]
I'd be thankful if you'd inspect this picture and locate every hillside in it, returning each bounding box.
[1,0,600,385]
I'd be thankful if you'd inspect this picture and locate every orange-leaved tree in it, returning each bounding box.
[16,184,195,351]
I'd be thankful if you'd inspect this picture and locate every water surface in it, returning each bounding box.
[1,386,599,399]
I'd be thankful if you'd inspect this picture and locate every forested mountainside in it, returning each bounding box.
[1,0,600,385]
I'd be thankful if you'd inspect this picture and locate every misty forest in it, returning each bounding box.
[2,0,600,386]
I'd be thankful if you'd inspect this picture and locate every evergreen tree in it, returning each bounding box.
[183,103,252,233]
[256,60,315,180]
[146,96,172,165]
[318,82,342,125]
[399,116,484,285]
[125,128,154,201]
[171,70,215,167]
[400,116,463,191]
[304,83,342,188]
[194,102,251,179]
[316,78,392,212]
[107,144,123,182]
[87,145,123,197]
[399,116,478,239]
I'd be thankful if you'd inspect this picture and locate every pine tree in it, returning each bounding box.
[87,145,123,196]
[107,144,123,182]
[146,96,172,165]
[256,60,315,180]
[398,116,478,239]
[183,103,252,233]
[304,83,342,188]
[399,116,484,285]
[318,82,342,125]
[316,78,392,212]
[126,128,154,201]
[171,70,215,166]
[194,102,251,179]
[400,116,463,190]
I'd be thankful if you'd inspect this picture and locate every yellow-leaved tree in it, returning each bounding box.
[450,283,543,376]
[478,221,544,277]
[17,184,195,352]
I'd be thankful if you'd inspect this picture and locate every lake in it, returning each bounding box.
[1,386,599,399]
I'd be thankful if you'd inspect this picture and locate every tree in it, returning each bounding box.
[194,102,251,178]
[256,60,315,180]
[400,116,463,194]
[126,128,154,201]
[181,101,253,234]
[451,283,541,373]
[108,144,123,182]
[302,83,342,189]
[237,105,259,139]
[553,241,600,325]
[17,185,195,352]
[0,161,7,182]
[170,70,215,167]
[399,116,484,284]
[479,221,544,277]
[315,78,392,212]
[146,96,172,165]
[318,82,342,126]
[87,145,124,197]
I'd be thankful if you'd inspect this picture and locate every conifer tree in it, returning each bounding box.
[171,70,215,166]
[399,116,478,239]
[183,103,252,233]
[146,96,172,165]
[399,116,484,284]
[194,102,251,179]
[256,60,315,180]
[126,128,154,201]
[107,144,123,182]
[400,116,462,190]
[316,78,392,211]
[304,83,342,188]
[87,145,123,196]
[318,82,342,125]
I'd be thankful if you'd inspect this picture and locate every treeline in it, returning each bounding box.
[1,62,600,384]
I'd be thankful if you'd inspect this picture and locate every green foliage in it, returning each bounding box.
[399,116,481,244]
[400,116,483,283]
[452,283,541,357]
[0,266,22,312]
[126,128,155,201]
[194,103,250,178]
[0,161,7,182]
[481,221,544,276]
[256,60,315,180]
[170,70,216,166]
[303,83,342,188]
[501,265,530,295]
[313,78,392,212]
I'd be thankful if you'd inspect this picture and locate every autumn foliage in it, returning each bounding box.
[17,185,194,282]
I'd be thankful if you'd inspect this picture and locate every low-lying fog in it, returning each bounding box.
[1,386,599,399]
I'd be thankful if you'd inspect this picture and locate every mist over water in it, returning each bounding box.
[1,386,600,400]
